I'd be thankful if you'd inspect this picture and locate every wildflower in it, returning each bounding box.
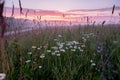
[69,45,73,48]
[58,35,62,37]
[80,49,83,52]
[82,37,85,40]
[97,49,102,53]
[73,41,79,45]
[91,63,96,66]
[54,39,58,41]
[55,50,59,53]
[51,46,58,50]
[90,60,93,63]
[25,60,31,63]
[56,54,60,56]
[37,47,41,50]
[40,54,45,59]
[27,52,32,55]
[78,47,81,50]
[39,66,42,69]
[59,44,63,49]
[113,41,118,44]
[82,37,87,42]
[32,46,36,49]
[47,50,51,53]
[86,35,90,39]
[66,47,68,49]
[60,49,65,52]
[51,52,56,55]
[0,73,6,80]
[74,46,77,49]
[71,49,76,52]
[96,46,103,53]
[81,44,85,48]
[89,33,94,36]
[66,43,71,46]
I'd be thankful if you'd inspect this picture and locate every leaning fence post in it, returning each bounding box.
[0,0,7,79]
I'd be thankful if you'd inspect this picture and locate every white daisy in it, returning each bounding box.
[90,60,93,63]
[58,35,62,37]
[32,46,36,49]
[37,47,41,50]
[71,49,76,52]
[0,73,6,80]
[25,60,31,63]
[91,63,96,66]
[60,49,65,52]
[39,66,42,69]
[56,54,60,56]
[47,50,51,53]
[27,52,32,55]
[40,54,45,59]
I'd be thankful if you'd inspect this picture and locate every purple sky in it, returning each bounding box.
[5,0,120,11]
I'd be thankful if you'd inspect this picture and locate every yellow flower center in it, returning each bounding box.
[0,75,2,78]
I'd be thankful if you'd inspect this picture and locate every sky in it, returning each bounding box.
[4,0,120,11]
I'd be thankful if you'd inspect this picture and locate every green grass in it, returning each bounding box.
[1,24,120,80]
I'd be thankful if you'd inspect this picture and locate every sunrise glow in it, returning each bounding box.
[2,0,119,24]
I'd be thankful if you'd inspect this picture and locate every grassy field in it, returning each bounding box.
[0,24,120,80]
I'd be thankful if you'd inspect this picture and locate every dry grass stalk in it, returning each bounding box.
[87,16,89,23]
[11,3,14,16]
[63,14,65,18]
[112,4,115,15]
[18,0,22,14]
[25,9,29,18]
[102,21,106,26]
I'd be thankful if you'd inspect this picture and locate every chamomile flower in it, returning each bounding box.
[55,50,59,53]
[78,47,81,50]
[40,54,45,59]
[54,39,58,41]
[37,47,41,50]
[113,41,118,44]
[27,52,32,55]
[0,73,6,80]
[60,49,65,52]
[90,60,93,63]
[74,46,77,49]
[91,63,96,66]
[51,46,58,50]
[66,47,69,50]
[32,46,36,49]
[58,35,62,37]
[56,54,60,56]
[81,44,85,48]
[80,49,84,52]
[71,49,76,52]
[51,52,56,55]
[47,50,51,53]
[38,66,42,69]
[25,60,31,63]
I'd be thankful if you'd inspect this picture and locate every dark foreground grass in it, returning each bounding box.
[0,24,120,80]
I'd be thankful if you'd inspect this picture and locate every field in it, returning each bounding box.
[0,23,120,80]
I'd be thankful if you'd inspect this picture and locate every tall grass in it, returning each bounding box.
[0,1,120,79]
[1,24,120,80]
